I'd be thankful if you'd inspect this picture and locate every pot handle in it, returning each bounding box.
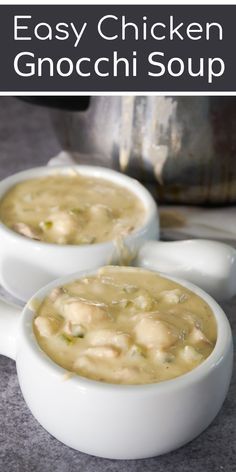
[0,300,21,360]
[135,239,236,301]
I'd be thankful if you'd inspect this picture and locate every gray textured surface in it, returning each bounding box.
[0,97,60,176]
[0,97,235,472]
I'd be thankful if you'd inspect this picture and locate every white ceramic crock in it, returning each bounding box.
[0,269,233,460]
[0,166,159,302]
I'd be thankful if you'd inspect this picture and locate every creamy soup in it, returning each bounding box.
[0,174,145,244]
[33,266,217,385]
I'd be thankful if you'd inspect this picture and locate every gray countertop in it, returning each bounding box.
[0,97,235,472]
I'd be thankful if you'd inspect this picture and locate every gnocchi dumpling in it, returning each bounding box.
[133,315,179,349]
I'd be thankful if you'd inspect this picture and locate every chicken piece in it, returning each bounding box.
[48,287,64,303]
[113,366,141,383]
[89,204,113,223]
[180,345,203,363]
[134,315,179,349]
[13,222,41,240]
[181,312,202,329]
[34,315,61,337]
[54,295,109,326]
[112,298,129,309]
[44,211,79,240]
[63,321,85,338]
[87,329,132,352]
[84,345,120,359]
[158,289,188,304]
[188,327,211,345]
[122,284,138,294]
[153,349,175,364]
[73,355,96,375]
[113,220,135,237]
[127,343,146,359]
[133,290,153,311]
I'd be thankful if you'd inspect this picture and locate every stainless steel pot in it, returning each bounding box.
[49,96,236,204]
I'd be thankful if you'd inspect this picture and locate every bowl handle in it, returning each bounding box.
[0,300,21,360]
[135,239,236,301]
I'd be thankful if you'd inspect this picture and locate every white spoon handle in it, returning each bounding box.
[136,239,236,301]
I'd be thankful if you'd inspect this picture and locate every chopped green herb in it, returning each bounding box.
[44,221,53,229]
[69,208,83,215]
[40,220,53,230]
[60,333,74,345]
[76,333,85,339]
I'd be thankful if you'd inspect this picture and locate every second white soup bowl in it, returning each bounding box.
[0,166,159,301]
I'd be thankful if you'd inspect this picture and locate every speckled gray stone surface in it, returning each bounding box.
[0,97,235,472]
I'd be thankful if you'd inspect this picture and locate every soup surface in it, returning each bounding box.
[0,173,145,244]
[33,266,217,385]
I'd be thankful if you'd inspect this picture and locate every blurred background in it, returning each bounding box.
[2,96,236,205]
[0,97,61,177]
